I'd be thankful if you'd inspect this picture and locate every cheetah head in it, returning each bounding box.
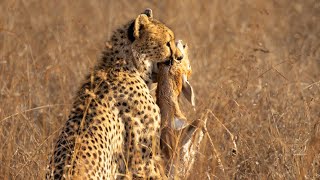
[128,9,183,63]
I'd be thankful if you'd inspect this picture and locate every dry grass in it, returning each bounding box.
[0,0,319,179]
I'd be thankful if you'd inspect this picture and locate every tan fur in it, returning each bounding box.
[156,40,198,179]
[156,41,192,130]
[46,9,182,180]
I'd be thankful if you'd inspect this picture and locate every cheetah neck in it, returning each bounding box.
[97,22,153,84]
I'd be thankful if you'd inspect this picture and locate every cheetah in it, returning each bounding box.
[46,9,183,180]
[155,40,206,179]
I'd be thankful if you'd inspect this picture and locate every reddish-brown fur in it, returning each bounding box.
[156,41,201,179]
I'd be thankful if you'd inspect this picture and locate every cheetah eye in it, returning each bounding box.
[166,42,170,48]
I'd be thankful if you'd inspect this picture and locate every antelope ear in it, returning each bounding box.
[133,14,150,39]
[182,74,195,107]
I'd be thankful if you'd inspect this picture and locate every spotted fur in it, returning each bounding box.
[46,9,182,180]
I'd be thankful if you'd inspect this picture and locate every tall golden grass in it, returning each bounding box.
[0,0,319,179]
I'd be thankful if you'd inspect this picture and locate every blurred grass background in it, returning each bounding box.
[0,0,319,179]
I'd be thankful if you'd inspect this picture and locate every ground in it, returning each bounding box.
[0,0,319,179]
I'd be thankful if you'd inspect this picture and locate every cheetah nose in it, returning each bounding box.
[176,54,184,61]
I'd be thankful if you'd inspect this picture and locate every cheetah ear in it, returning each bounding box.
[182,74,195,107]
[133,14,150,39]
[143,8,153,18]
